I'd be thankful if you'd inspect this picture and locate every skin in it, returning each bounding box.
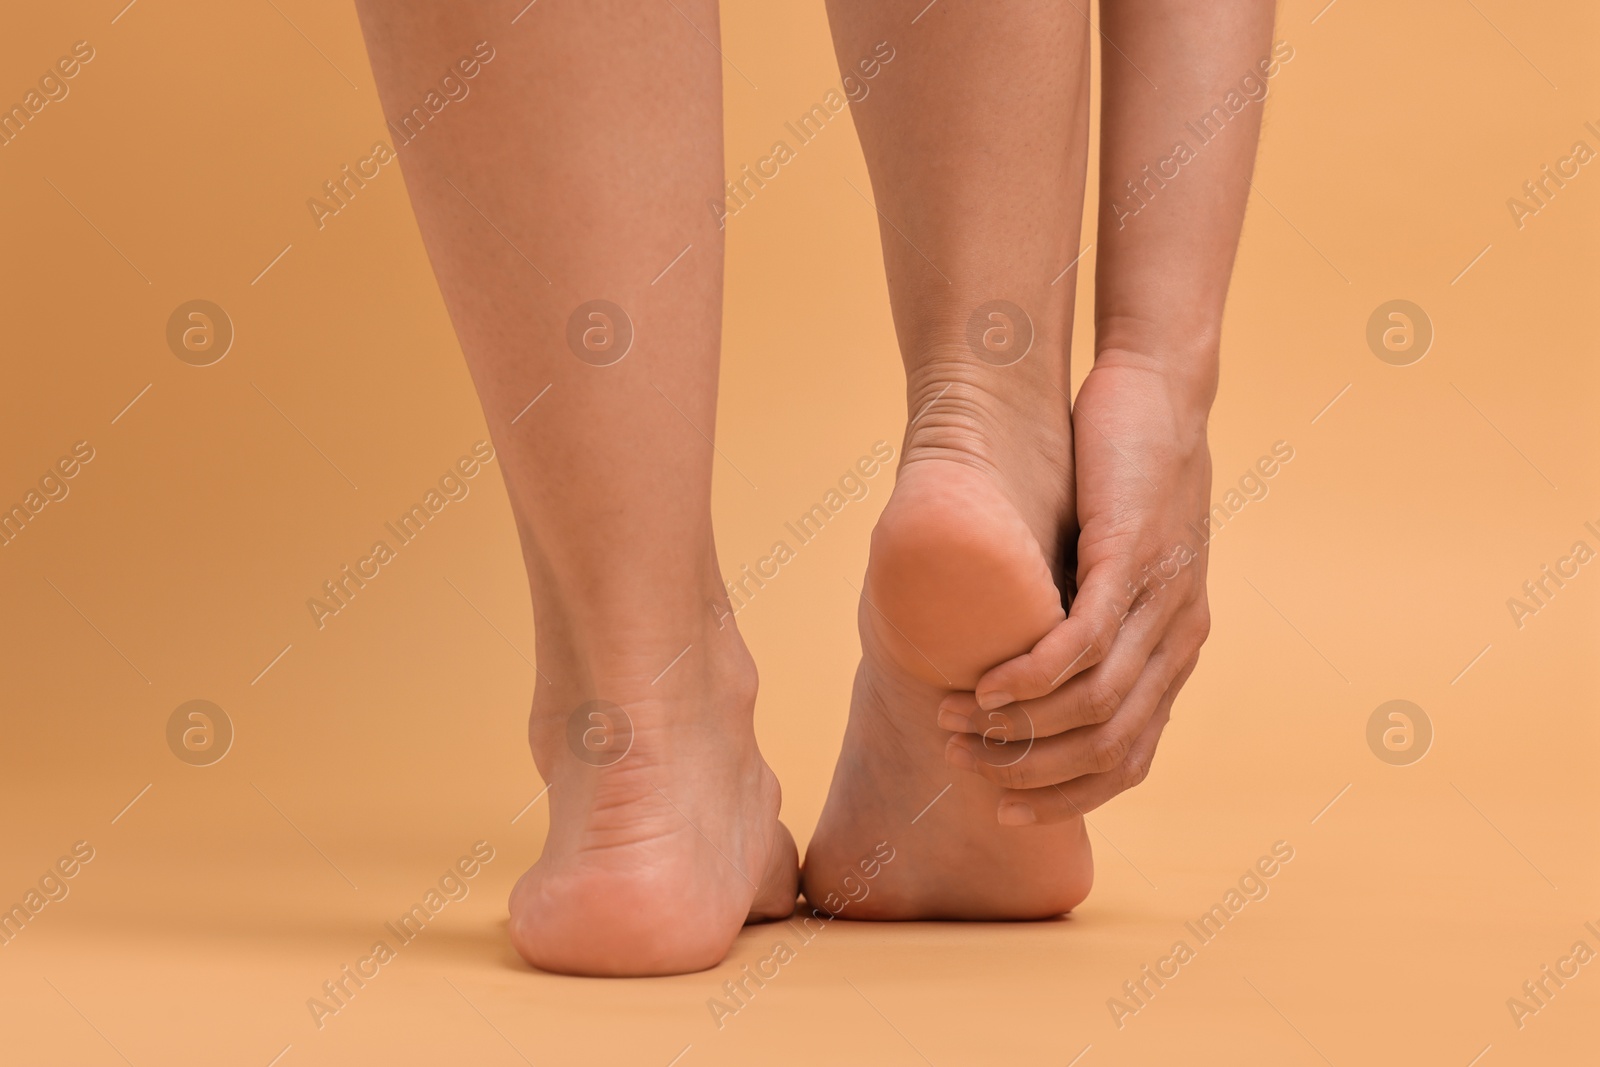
[802,0,1272,916]
[354,1,796,977]
[950,0,1277,824]
[802,0,1098,919]
[356,0,1274,968]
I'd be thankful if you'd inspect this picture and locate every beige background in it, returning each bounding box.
[1,0,1596,1063]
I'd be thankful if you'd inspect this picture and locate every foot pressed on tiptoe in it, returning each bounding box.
[803,358,1092,920]
[509,625,798,976]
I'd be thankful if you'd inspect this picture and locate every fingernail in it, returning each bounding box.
[936,707,969,732]
[945,740,978,772]
[977,690,1012,711]
[997,801,1037,826]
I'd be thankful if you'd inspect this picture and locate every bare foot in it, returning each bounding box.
[509,626,798,976]
[803,358,1092,920]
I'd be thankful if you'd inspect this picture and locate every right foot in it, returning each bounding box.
[509,625,798,976]
[803,353,1094,920]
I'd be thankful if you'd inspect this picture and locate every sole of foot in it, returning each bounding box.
[803,451,1093,921]
[509,647,799,975]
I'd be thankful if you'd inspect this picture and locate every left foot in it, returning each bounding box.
[508,616,798,976]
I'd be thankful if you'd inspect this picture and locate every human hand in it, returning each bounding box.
[938,353,1215,822]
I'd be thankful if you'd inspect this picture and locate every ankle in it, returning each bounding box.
[530,590,758,708]
[537,614,755,690]
[528,548,736,660]
[901,348,1069,471]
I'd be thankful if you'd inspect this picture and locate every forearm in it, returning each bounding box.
[1094,0,1277,407]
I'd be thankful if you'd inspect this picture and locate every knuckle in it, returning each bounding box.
[1120,751,1152,790]
[997,758,1034,790]
[997,709,1033,743]
[1086,619,1115,665]
[1023,659,1057,694]
[1089,729,1131,774]
[1082,682,1121,725]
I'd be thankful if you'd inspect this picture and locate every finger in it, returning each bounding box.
[972,556,1138,709]
[939,605,1166,739]
[947,643,1180,791]
[995,658,1194,824]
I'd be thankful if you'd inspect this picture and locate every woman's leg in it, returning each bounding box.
[355,0,796,975]
[963,0,1275,825]
[803,1,1095,918]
